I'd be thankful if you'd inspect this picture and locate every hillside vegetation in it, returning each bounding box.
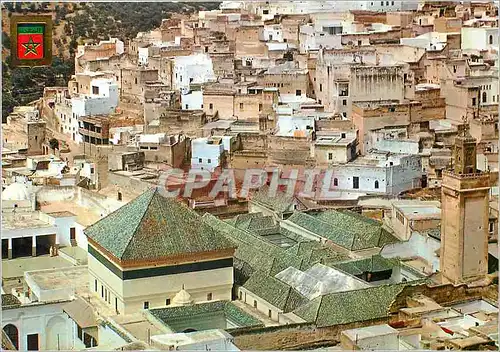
[2,1,220,121]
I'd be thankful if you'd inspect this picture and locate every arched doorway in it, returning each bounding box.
[3,324,19,350]
[46,316,69,350]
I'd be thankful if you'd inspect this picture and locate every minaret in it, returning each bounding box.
[440,121,490,284]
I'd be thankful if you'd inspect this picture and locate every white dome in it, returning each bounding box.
[172,287,193,306]
[2,183,30,201]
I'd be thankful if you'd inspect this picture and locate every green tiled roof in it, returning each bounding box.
[85,188,235,261]
[331,255,398,276]
[288,210,399,251]
[1,294,21,309]
[243,270,308,312]
[293,283,408,327]
[149,301,263,328]
[251,185,297,213]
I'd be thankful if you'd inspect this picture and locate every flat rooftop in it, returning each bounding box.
[111,312,169,342]
[2,214,53,231]
[152,329,233,347]
[40,201,102,227]
[25,265,88,291]
[343,324,398,341]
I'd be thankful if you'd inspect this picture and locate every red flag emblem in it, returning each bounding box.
[17,24,44,60]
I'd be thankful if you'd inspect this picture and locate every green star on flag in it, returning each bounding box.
[22,36,41,56]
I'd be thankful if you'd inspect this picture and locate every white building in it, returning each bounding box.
[321,152,423,199]
[260,24,284,42]
[240,0,414,19]
[341,325,400,350]
[461,26,499,51]
[401,32,448,51]
[191,136,233,172]
[181,89,204,110]
[299,24,342,53]
[70,78,119,143]
[1,183,82,259]
[172,54,216,90]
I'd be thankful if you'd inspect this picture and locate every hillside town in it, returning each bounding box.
[1,0,499,350]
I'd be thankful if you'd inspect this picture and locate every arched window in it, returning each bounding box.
[482,91,487,103]
[333,178,338,186]
[489,35,493,45]
[3,324,19,350]
[374,180,379,189]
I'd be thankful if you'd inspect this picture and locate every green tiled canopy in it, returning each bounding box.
[84,187,235,261]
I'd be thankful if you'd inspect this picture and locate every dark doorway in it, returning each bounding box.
[117,192,122,201]
[70,227,76,242]
[12,237,33,258]
[3,324,19,350]
[353,176,359,189]
[27,333,39,350]
[36,234,56,256]
[2,239,8,259]
[183,328,197,333]
[421,174,428,188]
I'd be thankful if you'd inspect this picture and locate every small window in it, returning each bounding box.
[472,97,476,106]
[342,112,347,118]
[77,325,83,340]
[381,1,384,5]
[353,176,359,189]
[296,89,302,96]
[489,35,493,45]
[268,309,272,318]
[482,91,487,103]
[101,285,104,298]
[185,104,189,109]
[341,133,346,138]
[253,300,258,308]
[207,293,212,301]
[263,9,269,14]
[333,178,338,186]
[375,180,379,189]
[144,301,149,309]
[134,78,137,84]
[166,298,171,306]
[240,103,244,110]
[94,279,98,292]
[209,103,213,110]
[319,84,323,92]
[391,0,394,4]
[90,167,94,174]
[259,103,263,112]
[198,158,202,163]
[453,65,457,73]
[207,159,211,164]
[328,153,333,160]
[343,99,347,106]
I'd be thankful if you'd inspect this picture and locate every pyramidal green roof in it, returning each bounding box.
[85,187,235,261]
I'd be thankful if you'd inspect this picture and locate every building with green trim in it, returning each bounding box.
[84,187,236,315]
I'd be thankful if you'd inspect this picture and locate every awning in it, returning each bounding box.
[63,297,98,329]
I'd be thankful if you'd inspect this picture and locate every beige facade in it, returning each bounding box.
[88,251,233,315]
[440,127,490,284]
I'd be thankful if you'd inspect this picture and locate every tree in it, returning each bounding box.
[2,32,11,49]
[49,138,59,150]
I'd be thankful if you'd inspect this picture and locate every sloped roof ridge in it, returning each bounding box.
[122,187,158,259]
